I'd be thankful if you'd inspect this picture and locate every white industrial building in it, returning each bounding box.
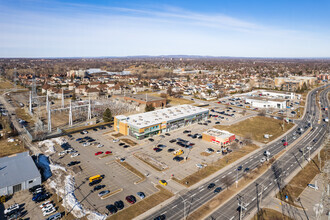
[246,98,287,109]
[0,152,41,196]
[260,91,300,100]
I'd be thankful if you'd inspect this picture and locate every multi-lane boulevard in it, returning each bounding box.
[147,85,329,220]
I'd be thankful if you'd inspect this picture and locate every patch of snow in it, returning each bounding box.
[49,164,66,172]
[63,175,85,218]
[86,211,107,220]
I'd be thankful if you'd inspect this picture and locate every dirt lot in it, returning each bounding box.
[0,139,26,157]
[252,208,293,220]
[174,144,259,187]
[214,116,294,143]
[276,145,328,206]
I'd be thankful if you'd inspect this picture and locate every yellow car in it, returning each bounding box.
[159,180,167,186]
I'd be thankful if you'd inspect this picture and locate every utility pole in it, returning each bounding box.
[238,195,245,220]
[61,89,64,108]
[69,100,73,127]
[47,101,51,132]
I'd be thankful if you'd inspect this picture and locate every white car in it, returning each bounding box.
[4,203,19,215]
[97,144,104,148]
[83,142,90,147]
[307,184,318,190]
[71,153,79,158]
[113,139,120,143]
[42,204,54,212]
[58,151,66,156]
[260,157,266,163]
[216,150,222,154]
[82,130,88,134]
[293,136,297,140]
[39,201,52,208]
[43,207,56,216]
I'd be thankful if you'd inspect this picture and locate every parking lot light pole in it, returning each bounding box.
[236,169,238,188]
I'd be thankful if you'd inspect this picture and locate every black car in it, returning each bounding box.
[207,183,215,189]
[237,166,243,171]
[169,139,176,143]
[34,193,50,203]
[154,214,166,220]
[148,138,154,142]
[244,168,250,173]
[106,204,118,214]
[165,133,170,136]
[114,200,124,210]
[167,148,175,153]
[93,185,105,191]
[67,161,80,167]
[183,130,191,134]
[214,187,223,193]
[67,134,73,138]
[123,145,130,148]
[29,185,43,193]
[173,156,184,162]
[93,128,98,131]
[89,179,102,186]
[119,143,125,146]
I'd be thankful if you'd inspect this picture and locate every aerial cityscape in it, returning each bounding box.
[0,0,329,220]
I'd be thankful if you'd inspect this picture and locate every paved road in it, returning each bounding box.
[205,85,329,220]
[0,93,41,154]
[145,85,329,220]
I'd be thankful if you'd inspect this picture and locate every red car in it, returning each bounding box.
[283,142,288,146]
[105,151,112,155]
[95,151,103,156]
[125,195,136,204]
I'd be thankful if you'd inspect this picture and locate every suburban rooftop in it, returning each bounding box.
[116,104,209,128]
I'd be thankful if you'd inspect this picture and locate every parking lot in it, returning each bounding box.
[51,127,159,215]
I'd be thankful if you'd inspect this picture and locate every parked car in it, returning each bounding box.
[98,190,110,197]
[153,147,162,152]
[29,185,43,193]
[169,139,176,143]
[4,204,20,216]
[159,180,167,186]
[137,192,145,199]
[70,153,79,158]
[67,161,80,166]
[95,151,103,156]
[89,179,102,186]
[105,151,112,155]
[46,213,62,220]
[97,144,104,148]
[125,195,136,204]
[93,185,105,191]
[43,207,56,216]
[113,139,120,143]
[165,133,170,136]
[173,156,184,162]
[148,138,154,142]
[307,184,319,190]
[167,148,175,153]
[157,144,167,148]
[119,143,125,146]
[114,200,124,210]
[106,204,117,214]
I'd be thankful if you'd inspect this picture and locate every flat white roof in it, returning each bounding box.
[246,97,287,104]
[119,104,209,129]
[203,128,234,139]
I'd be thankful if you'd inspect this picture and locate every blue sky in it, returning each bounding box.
[0,0,329,58]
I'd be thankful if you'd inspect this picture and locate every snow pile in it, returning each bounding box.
[86,211,108,220]
[63,175,85,218]
[38,137,67,155]
[49,164,66,172]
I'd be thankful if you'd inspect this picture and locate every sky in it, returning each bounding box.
[0,0,330,58]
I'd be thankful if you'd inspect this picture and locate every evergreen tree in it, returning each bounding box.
[103,108,112,122]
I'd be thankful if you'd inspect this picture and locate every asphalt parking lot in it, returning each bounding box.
[51,127,159,215]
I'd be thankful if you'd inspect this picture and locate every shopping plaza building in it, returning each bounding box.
[202,128,236,146]
[114,104,209,139]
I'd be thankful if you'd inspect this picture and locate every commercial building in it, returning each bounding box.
[114,104,209,139]
[202,128,236,146]
[246,97,287,109]
[275,76,317,91]
[0,152,41,196]
[113,94,167,108]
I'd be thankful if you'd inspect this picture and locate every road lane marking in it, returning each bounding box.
[191,193,197,197]
[252,197,256,201]
[222,176,226,178]
[215,179,219,183]
[200,188,205,192]
[228,171,232,174]
[172,205,177,209]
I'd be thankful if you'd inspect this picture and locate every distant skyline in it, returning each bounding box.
[1,0,330,58]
